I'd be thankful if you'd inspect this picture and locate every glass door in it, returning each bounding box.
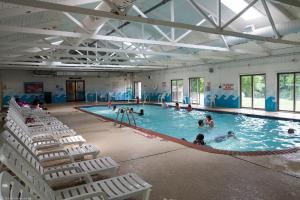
[240,74,265,109]
[66,80,85,102]
[134,81,142,99]
[278,73,300,112]
[189,77,204,105]
[171,79,183,103]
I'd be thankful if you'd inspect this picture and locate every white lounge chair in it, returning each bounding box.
[8,104,62,126]
[1,134,119,188]
[2,131,99,167]
[6,113,77,138]
[0,171,37,200]
[0,142,152,200]
[5,119,86,150]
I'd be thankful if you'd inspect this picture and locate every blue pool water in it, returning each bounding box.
[81,105,300,152]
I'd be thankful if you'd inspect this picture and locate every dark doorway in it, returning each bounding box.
[66,80,85,102]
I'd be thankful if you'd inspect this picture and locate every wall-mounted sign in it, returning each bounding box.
[24,82,43,94]
[222,83,234,90]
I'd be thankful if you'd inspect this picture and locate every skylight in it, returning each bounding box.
[221,0,262,20]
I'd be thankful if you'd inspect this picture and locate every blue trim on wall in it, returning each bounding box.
[215,95,240,108]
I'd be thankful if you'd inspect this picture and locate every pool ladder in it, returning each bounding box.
[114,107,136,128]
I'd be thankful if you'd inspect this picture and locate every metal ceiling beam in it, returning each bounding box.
[175,19,206,42]
[268,0,300,8]
[0,0,102,19]
[187,0,218,28]
[2,0,300,46]
[261,0,281,39]
[0,25,232,52]
[221,0,258,29]
[63,12,89,33]
[132,5,172,42]
[0,41,198,58]
[0,61,168,69]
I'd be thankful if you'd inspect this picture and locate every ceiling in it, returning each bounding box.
[0,0,300,72]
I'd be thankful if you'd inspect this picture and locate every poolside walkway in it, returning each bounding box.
[48,102,300,200]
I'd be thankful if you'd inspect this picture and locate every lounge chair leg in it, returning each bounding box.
[142,189,151,200]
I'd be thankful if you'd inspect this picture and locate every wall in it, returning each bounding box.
[0,70,133,105]
[133,53,300,111]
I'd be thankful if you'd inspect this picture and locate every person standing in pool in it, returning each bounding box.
[205,115,214,128]
[187,104,192,112]
[175,102,180,111]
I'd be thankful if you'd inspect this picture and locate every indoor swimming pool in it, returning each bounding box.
[80,104,300,152]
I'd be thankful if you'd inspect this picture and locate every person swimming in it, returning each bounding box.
[205,114,214,128]
[175,102,180,111]
[112,105,117,111]
[288,128,295,134]
[193,133,206,145]
[198,119,204,127]
[187,104,192,112]
[213,131,237,143]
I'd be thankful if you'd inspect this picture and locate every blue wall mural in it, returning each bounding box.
[265,96,277,111]
[205,95,240,108]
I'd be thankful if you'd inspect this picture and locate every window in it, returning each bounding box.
[278,73,300,112]
[189,77,204,105]
[240,74,265,109]
[134,82,142,99]
[171,79,183,103]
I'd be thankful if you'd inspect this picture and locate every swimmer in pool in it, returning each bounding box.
[175,102,180,111]
[288,128,295,134]
[205,114,214,128]
[112,105,117,111]
[198,119,205,128]
[213,131,237,143]
[193,133,206,145]
[187,104,192,112]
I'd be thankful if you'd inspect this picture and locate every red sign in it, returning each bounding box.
[222,83,234,90]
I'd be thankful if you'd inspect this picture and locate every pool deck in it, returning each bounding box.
[46,103,299,200]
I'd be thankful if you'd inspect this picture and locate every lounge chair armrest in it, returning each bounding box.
[64,191,108,200]
[31,134,55,142]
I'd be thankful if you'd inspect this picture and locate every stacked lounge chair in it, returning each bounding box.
[0,97,152,200]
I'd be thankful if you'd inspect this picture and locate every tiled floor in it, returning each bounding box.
[46,102,300,200]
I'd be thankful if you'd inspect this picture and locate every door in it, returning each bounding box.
[240,74,265,109]
[171,79,183,103]
[189,77,204,105]
[66,80,85,102]
[134,82,142,99]
[278,72,300,112]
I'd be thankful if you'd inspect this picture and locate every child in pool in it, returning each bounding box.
[213,131,237,143]
[288,128,295,134]
[175,102,180,111]
[198,119,205,128]
[193,133,206,145]
[187,104,192,112]
[205,114,214,128]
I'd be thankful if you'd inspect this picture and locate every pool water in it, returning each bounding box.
[81,105,300,152]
